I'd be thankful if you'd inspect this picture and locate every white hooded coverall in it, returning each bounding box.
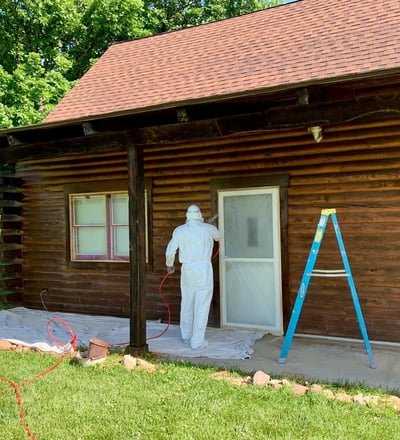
[165,205,222,350]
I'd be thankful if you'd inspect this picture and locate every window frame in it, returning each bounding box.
[65,179,153,269]
[69,191,130,262]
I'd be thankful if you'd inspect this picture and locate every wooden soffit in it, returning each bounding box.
[0,91,399,162]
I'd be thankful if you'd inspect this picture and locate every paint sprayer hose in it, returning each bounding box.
[146,272,171,341]
[0,318,77,440]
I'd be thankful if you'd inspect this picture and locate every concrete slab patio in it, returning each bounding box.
[174,334,400,392]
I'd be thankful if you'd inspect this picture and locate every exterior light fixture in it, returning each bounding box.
[308,126,323,143]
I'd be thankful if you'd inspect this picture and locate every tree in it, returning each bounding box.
[142,0,282,33]
[0,0,147,128]
[0,0,283,129]
[66,0,149,80]
[0,53,72,127]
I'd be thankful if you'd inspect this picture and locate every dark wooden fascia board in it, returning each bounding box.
[132,94,400,145]
[0,131,128,162]
[0,93,399,162]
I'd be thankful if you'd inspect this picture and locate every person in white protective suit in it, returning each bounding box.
[165,205,222,350]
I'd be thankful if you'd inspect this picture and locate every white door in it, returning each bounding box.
[219,187,282,334]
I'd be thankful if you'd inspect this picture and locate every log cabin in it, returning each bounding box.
[1,0,400,350]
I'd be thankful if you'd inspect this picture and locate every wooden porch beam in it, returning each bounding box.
[126,139,148,355]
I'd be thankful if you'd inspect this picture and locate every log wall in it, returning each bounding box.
[0,164,22,303]
[18,150,130,315]
[17,116,400,341]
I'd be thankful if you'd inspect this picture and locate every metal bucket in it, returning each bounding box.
[88,338,111,360]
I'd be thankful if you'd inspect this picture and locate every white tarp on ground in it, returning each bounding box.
[0,307,265,360]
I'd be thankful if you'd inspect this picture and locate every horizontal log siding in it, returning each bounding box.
[17,116,400,341]
[17,151,131,316]
[146,117,400,342]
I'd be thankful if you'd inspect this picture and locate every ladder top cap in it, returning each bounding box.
[321,208,336,215]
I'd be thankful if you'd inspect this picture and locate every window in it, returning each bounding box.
[70,192,129,261]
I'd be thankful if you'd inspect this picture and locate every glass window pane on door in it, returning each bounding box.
[224,193,273,259]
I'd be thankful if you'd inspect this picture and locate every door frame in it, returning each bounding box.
[210,175,289,330]
[218,186,283,333]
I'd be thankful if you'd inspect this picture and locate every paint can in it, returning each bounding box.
[88,338,111,359]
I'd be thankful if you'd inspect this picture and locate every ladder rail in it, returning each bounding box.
[331,213,375,368]
[278,211,327,363]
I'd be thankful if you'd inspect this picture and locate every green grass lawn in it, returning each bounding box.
[0,350,399,440]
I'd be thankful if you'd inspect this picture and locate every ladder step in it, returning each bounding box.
[313,269,346,273]
[309,269,349,277]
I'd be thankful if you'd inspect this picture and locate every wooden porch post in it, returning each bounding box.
[126,142,148,355]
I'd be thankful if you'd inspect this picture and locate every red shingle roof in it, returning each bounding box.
[45,0,400,123]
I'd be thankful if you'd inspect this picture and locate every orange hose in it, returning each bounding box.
[0,318,77,439]
[146,272,171,341]
[0,376,37,439]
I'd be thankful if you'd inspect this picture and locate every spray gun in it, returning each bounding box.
[208,213,218,225]
[208,214,220,260]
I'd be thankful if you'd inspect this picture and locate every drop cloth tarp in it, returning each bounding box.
[0,307,264,360]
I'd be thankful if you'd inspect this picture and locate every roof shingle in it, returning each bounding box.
[45,0,400,123]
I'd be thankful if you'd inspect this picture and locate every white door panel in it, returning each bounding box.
[219,187,282,333]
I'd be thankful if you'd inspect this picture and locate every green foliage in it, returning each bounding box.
[67,0,149,80]
[143,0,282,33]
[0,53,72,127]
[0,0,148,128]
[0,0,283,129]
[0,0,80,74]
[0,351,399,439]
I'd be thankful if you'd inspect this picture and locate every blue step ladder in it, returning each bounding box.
[278,208,376,369]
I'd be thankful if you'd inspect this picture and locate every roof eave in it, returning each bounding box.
[40,67,400,129]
